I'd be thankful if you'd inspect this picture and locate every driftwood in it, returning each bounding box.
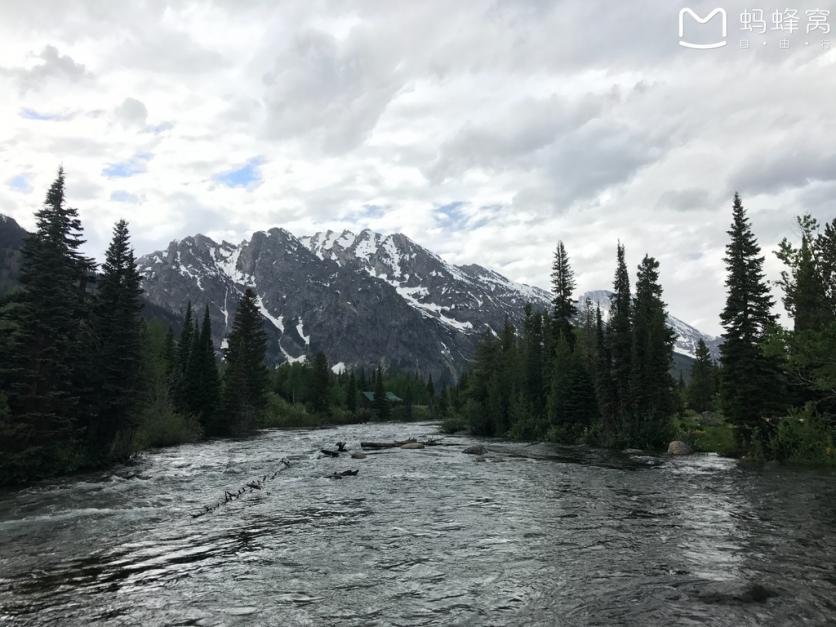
[328,469,359,479]
[190,458,290,518]
[336,441,347,452]
[360,438,417,450]
[320,449,340,457]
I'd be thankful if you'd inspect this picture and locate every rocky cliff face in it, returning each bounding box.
[138,226,721,382]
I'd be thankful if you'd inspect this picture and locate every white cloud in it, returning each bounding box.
[0,0,833,335]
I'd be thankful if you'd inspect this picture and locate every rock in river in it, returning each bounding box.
[463,445,487,455]
[667,440,692,456]
[351,452,367,459]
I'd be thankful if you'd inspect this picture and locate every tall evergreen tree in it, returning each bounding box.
[595,305,616,437]
[719,193,779,446]
[310,351,330,414]
[627,255,676,447]
[688,339,715,413]
[188,306,221,433]
[173,301,195,413]
[89,220,144,461]
[523,304,545,419]
[551,241,577,348]
[222,289,268,434]
[0,168,92,479]
[609,243,632,425]
[776,215,832,332]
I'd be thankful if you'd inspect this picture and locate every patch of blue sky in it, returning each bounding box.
[19,108,68,121]
[110,190,140,203]
[213,157,265,188]
[102,152,153,178]
[7,174,32,193]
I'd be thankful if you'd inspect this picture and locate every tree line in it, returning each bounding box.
[0,170,272,483]
[441,194,835,461]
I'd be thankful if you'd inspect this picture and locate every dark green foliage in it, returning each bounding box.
[310,351,330,414]
[551,241,577,348]
[719,194,781,447]
[776,215,834,332]
[627,255,676,448]
[523,304,545,419]
[187,306,221,433]
[609,243,633,421]
[0,169,91,480]
[595,305,616,439]
[373,367,389,420]
[88,219,144,462]
[687,339,715,413]
[222,288,268,434]
[547,335,597,441]
[346,372,357,412]
[172,301,194,413]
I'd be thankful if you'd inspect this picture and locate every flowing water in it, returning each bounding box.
[0,421,834,626]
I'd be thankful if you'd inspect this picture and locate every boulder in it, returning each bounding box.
[400,442,425,449]
[463,445,487,455]
[667,440,692,456]
[351,452,367,459]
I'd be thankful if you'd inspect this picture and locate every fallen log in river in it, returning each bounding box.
[360,438,417,449]
[190,458,291,519]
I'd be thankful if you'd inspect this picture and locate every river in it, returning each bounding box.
[0,421,834,626]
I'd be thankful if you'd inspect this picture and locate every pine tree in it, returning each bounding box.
[688,339,715,413]
[173,301,195,413]
[595,305,616,438]
[609,243,632,426]
[551,241,577,348]
[627,255,676,447]
[776,215,832,332]
[548,334,597,442]
[310,351,330,414]
[0,168,92,479]
[189,306,221,433]
[222,288,268,434]
[522,304,545,419]
[719,193,779,447]
[89,219,144,461]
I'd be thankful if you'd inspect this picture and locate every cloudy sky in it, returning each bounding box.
[1,1,834,334]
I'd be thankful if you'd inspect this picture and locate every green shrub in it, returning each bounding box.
[259,393,366,428]
[133,400,202,450]
[675,411,737,456]
[508,415,547,441]
[768,406,835,466]
[440,413,468,434]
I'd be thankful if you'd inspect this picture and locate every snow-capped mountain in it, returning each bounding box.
[576,290,721,360]
[137,226,719,383]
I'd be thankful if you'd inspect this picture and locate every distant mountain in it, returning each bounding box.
[137,226,721,382]
[0,213,720,379]
[576,289,721,360]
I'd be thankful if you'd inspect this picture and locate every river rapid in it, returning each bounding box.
[0,421,834,626]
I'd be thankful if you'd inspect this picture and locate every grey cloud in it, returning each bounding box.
[114,98,148,128]
[731,150,836,195]
[261,26,406,153]
[2,45,90,92]
[656,188,710,212]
